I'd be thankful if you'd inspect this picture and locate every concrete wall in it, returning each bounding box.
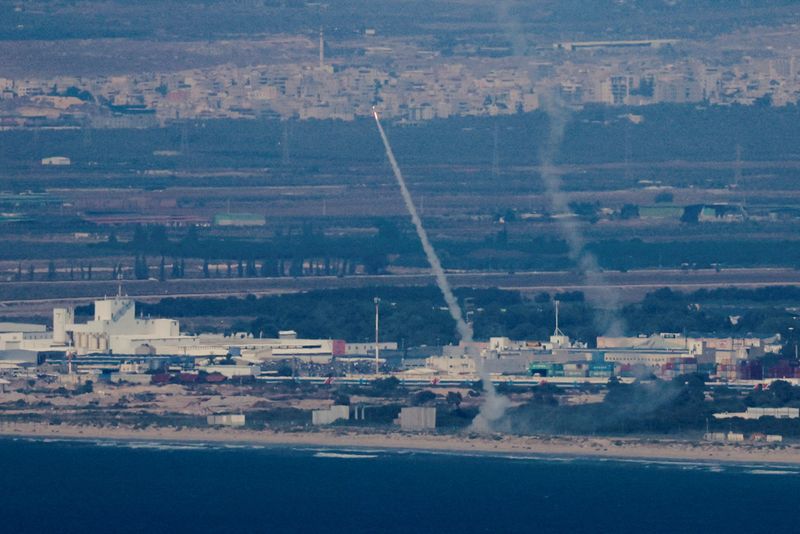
[207,414,246,426]
[312,405,350,425]
[398,407,436,431]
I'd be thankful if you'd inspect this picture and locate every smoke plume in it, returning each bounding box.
[495,1,527,57]
[538,96,625,336]
[372,110,509,431]
[494,378,687,435]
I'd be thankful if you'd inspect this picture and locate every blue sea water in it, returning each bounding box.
[1,438,799,534]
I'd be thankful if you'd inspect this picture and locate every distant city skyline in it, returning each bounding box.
[1,23,799,127]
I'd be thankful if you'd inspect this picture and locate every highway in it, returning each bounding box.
[1,267,799,316]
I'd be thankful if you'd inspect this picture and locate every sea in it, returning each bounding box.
[1,438,799,534]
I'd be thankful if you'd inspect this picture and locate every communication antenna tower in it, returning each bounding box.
[553,300,565,337]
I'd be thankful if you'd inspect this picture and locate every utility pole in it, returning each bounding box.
[281,120,290,165]
[319,26,324,70]
[491,123,499,179]
[553,300,564,336]
[374,297,381,374]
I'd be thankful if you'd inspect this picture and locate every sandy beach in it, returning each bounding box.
[1,422,799,465]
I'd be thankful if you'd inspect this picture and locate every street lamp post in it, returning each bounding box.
[374,297,381,374]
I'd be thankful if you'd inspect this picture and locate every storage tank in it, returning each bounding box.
[53,307,73,345]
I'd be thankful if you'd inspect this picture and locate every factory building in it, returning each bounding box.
[213,213,265,227]
[0,296,347,366]
[344,342,398,356]
[422,331,784,382]
[60,297,179,355]
[41,156,71,166]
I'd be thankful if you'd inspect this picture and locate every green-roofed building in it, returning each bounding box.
[213,213,265,227]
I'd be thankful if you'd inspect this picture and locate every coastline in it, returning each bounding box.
[2,422,799,465]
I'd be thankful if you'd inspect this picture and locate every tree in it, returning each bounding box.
[289,258,303,277]
[134,256,149,280]
[655,191,674,203]
[131,224,148,249]
[620,204,639,219]
[363,253,388,275]
[182,225,199,249]
[77,380,94,395]
[446,391,463,410]
[412,390,437,406]
[246,257,257,277]
[376,218,401,242]
[150,225,169,253]
[768,380,795,405]
[534,292,550,303]
[371,376,401,395]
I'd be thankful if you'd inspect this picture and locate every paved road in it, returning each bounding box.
[1,267,799,316]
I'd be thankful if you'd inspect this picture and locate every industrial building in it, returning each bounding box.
[60,297,179,354]
[0,295,790,387]
[213,213,265,227]
[41,156,71,166]
[0,295,346,365]
[421,329,783,384]
[713,407,800,420]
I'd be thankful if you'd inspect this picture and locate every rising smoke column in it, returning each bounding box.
[495,1,526,57]
[488,0,624,333]
[372,109,509,431]
[538,96,625,336]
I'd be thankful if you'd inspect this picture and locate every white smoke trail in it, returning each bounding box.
[538,96,624,336]
[372,111,471,342]
[495,1,527,57]
[372,109,509,431]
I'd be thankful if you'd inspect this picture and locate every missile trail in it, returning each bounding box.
[372,110,472,342]
[372,109,508,431]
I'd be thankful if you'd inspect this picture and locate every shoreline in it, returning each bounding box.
[2,423,800,466]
